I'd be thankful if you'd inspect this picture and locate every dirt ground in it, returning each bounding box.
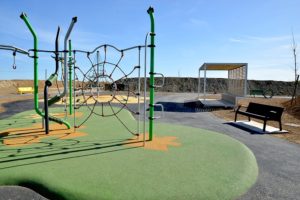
[0,80,62,113]
[1,80,299,145]
[212,96,300,145]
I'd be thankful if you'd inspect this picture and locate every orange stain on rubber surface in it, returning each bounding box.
[0,123,86,147]
[126,134,181,151]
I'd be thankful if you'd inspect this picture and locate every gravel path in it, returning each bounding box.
[0,93,299,200]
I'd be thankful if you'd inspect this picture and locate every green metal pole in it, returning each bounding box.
[147,7,155,141]
[20,13,43,118]
[20,13,71,130]
[68,40,73,115]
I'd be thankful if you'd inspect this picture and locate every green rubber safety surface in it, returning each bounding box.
[0,107,258,200]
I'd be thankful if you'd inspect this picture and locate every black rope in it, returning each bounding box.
[125,65,139,77]
[108,102,138,136]
[75,100,97,128]
[28,49,69,53]
[78,67,96,87]
[87,54,98,76]
[73,43,143,135]
[12,51,16,69]
[74,94,93,110]
[112,95,137,115]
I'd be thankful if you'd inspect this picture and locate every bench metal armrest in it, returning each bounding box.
[234,105,241,112]
[235,105,247,112]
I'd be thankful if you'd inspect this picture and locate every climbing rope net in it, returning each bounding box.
[72,44,148,136]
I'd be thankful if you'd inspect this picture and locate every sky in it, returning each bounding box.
[0,0,299,81]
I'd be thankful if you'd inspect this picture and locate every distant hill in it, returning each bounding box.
[0,78,298,96]
[123,77,299,96]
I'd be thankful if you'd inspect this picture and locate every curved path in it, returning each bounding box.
[154,93,300,200]
[0,93,299,199]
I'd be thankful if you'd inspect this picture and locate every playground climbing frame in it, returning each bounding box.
[0,7,163,142]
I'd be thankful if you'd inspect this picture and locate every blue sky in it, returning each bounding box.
[0,0,299,81]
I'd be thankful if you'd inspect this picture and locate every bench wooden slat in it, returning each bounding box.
[236,110,268,120]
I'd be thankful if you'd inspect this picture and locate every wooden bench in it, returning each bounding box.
[234,102,284,132]
[17,87,34,94]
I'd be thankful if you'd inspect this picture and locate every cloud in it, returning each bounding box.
[246,35,291,42]
[189,18,208,27]
[223,34,298,81]
[229,34,300,44]
[229,38,246,43]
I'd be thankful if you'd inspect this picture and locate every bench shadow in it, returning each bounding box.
[154,101,225,112]
[225,121,286,135]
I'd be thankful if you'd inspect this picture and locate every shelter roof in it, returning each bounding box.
[199,63,247,70]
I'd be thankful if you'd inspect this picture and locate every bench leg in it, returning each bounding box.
[279,121,282,131]
[248,116,251,121]
[263,120,267,132]
[234,112,238,122]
